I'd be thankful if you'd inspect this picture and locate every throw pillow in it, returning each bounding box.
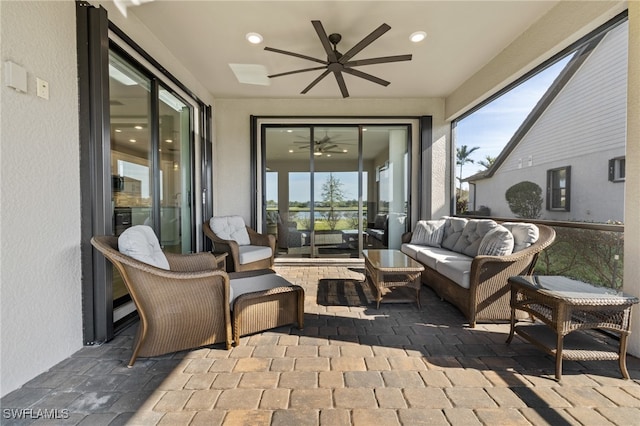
[451,219,498,257]
[478,225,515,256]
[210,215,251,246]
[118,225,170,270]
[410,219,446,247]
[502,222,539,252]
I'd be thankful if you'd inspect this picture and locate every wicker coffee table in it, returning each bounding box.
[506,275,639,381]
[363,249,424,309]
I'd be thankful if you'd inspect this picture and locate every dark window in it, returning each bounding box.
[547,166,571,211]
[608,157,625,182]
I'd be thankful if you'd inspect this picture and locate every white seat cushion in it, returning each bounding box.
[435,259,473,289]
[209,216,251,246]
[416,246,472,270]
[229,272,292,307]
[118,225,170,270]
[238,245,272,265]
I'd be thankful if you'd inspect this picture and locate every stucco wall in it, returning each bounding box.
[0,0,82,397]
[212,98,449,224]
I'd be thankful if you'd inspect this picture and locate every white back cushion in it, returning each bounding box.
[118,225,170,270]
[451,219,498,257]
[210,216,251,246]
[502,223,539,252]
[478,225,514,256]
[410,219,446,247]
[441,217,468,250]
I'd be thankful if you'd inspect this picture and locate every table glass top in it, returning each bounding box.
[362,249,424,271]
[510,275,638,302]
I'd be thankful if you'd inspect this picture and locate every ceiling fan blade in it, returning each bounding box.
[345,54,412,67]
[312,20,337,63]
[342,67,390,87]
[264,46,327,65]
[323,144,338,151]
[268,66,327,78]
[333,71,350,98]
[301,69,331,94]
[339,23,391,64]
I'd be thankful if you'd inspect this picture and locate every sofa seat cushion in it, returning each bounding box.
[502,222,539,252]
[366,228,385,241]
[451,219,498,257]
[238,245,273,265]
[435,258,473,289]
[402,244,472,270]
[210,215,251,245]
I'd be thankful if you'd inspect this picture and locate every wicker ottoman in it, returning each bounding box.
[228,269,304,345]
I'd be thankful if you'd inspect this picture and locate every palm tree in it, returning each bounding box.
[478,155,497,170]
[456,145,480,192]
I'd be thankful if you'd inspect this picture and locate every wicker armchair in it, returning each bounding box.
[91,235,232,366]
[203,218,276,272]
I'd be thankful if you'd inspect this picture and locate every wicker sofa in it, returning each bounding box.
[401,218,555,327]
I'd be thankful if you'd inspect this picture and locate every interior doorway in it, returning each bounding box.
[262,123,410,259]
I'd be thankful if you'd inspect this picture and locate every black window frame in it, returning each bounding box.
[546,166,571,211]
[608,156,626,182]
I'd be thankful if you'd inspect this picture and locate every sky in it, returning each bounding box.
[455,55,572,180]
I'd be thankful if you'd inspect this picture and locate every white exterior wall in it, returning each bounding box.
[473,21,627,222]
[0,0,82,397]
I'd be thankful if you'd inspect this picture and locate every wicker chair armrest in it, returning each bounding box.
[164,251,219,272]
[247,227,276,249]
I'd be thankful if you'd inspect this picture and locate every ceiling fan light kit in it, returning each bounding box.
[265,20,412,98]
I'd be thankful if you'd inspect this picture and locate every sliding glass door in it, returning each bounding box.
[109,48,193,324]
[263,123,409,259]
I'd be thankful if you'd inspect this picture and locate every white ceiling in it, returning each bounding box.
[125,1,560,99]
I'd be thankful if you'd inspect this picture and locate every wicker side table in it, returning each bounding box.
[363,249,424,309]
[506,275,638,381]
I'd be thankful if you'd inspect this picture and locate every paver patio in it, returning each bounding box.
[1,264,639,425]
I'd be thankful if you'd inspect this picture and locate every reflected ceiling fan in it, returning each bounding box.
[294,132,354,155]
[265,20,412,98]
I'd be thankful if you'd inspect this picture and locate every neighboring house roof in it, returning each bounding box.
[463,34,605,183]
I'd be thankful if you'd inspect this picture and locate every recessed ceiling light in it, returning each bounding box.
[129,139,136,143]
[342,149,348,153]
[289,149,294,153]
[115,129,122,133]
[314,152,322,156]
[165,139,173,143]
[246,32,263,44]
[134,125,143,130]
[410,31,427,43]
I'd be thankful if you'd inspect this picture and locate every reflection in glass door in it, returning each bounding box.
[264,124,408,259]
[108,49,193,324]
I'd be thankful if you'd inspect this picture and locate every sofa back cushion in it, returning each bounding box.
[478,225,514,256]
[502,222,539,252]
[410,219,446,247]
[209,215,251,245]
[118,225,170,270]
[451,219,499,257]
[441,217,468,250]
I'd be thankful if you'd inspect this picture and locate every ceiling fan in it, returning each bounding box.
[265,20,412,98]
[294,132,354,155]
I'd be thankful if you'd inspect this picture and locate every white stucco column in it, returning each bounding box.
[624,1,640,356]
[388,129,407,248]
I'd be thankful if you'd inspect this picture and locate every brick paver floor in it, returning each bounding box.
[2,264,640,425]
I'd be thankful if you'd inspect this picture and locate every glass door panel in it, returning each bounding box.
[312,126,361,258]
[109,50,152,319]
[363,126,409,249]
[158,87,191,254]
